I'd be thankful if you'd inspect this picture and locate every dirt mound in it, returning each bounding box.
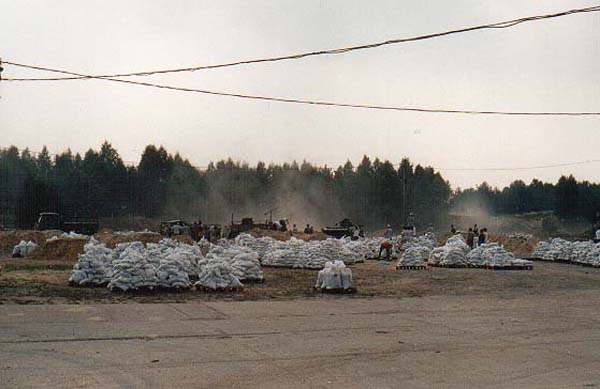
[93,231,163,248]
[0,230,62,256]
[28,237,88,262]
[488,233,539,257]
[173,235,194,245]
[247,228,327,242]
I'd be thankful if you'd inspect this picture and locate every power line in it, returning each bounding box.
[436,159,600,172]
[3,5,600,82]
[3,60,600,116]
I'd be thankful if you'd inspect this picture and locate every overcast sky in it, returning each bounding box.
[1,0,599,189]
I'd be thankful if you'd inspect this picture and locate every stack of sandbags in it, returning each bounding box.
[531,241,553,259]
[108,242,161,291]
[466,243,532,267]
[69,238,114,286]
[583,245,600,266]
[260,237,363,269]
[315,260,354,291]
[532,238,578,261]
[203,245,264,282]
[11,240,38,257]
[397,246,431,266]
[46,231,90,242]
[397,234,435,266]
[428,234,470,266]
[194,260,243,290]
[146,238,203,277]
[234,233,276,258]
[230,252,263,282]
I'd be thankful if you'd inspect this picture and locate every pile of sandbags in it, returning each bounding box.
[203,245,264,281]
[46,231,90,242]
[194,261,243,290]
[11,240,38,257]
[69,238,114,286]
[69,238,204,291]
[146,239,203,277]
[428,235,470,266]
[108,242,160,291]
[260,237,363,269]
[466,243,532,267]
[315,261,354,291]
[234,233,276,258]
[532,238,600,266]
[397,246,431,266]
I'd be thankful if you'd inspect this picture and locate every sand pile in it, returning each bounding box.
[488,233,538,257]
[94,231,163,247]
[247,228,327,242]
[0,230,60,256]
[28,236,89,262]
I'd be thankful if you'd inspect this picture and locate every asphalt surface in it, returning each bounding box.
[1,291,599,388]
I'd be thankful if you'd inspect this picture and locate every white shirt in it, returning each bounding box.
[595,229,600,240]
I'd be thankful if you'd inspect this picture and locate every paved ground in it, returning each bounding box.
[1,291,599,388]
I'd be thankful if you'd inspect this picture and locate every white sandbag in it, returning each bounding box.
[12,240,38,257]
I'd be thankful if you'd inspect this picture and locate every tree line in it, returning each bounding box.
[451,176,600,222]
[0,143,451,230]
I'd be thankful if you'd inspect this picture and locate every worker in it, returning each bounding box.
[473,224,479,235]
[450,224,457,234]
[466,228,474,249]
[172,223,182,236]
[292,224,298,233]
[595,228,600,243]
[384,224,393,239]
[352,226,360,241]
[378,240,393,260]
[190,222,199,241]
[478,228,486,245]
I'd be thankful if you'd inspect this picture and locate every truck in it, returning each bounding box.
[227,215,288,239]
[34,212,99,235]
[322,218,364,239]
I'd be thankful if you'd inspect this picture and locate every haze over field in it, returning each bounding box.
[1,0,599,188]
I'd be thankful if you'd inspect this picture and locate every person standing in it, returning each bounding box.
[478,228,486,245]
[450,224,456,234]
[473,224,479,235]
[352,226,360,241]
[384,224,393,240]
[466,228,474,249]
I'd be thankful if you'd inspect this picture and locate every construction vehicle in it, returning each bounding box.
[35,212,99,235]
[322,218,364,239]
[159,220,190,236]
[227,211,288,239]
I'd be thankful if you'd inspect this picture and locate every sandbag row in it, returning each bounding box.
[532,238,600,266]
[69,237,261,291]
[233,233,367,269]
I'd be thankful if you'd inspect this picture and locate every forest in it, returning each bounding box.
[1,142,598,230]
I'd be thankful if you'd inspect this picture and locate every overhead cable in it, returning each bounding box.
[3,5,600,82]
[3,61,600,116]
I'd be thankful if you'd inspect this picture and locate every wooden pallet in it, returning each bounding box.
[571,261,600,268]
[317,287,357,294]
[428,263,470,269]
[485,264,533,271]
[195,285,244,292]
[396,265,427,270]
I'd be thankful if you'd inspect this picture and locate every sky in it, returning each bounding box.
[1,0,599,189]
